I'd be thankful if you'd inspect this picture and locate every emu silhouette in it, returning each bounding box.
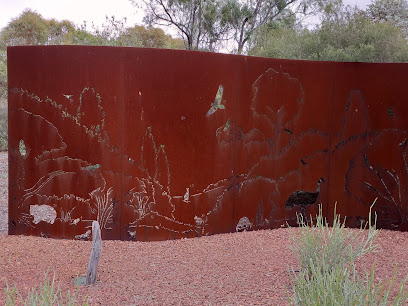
[285,178,325,219]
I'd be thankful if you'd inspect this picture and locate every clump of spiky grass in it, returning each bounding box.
[289,201,379,275]
[5,271,88,305]
[288,259,408,305]
[287,199,408,305]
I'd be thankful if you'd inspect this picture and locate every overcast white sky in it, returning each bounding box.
[0,0,373,34]
[0,0,144,31]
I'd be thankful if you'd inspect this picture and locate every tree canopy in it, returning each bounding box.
[136,0,230,51]
[136,0,333,53]
[0,9,183,48]
[249,1,408,62]
[1,10,76,46]
[367,0,408,37]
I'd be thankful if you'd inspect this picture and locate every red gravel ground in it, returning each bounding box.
[1,228,408,305]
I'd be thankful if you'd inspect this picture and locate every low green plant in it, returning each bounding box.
[287,200,408,305]
[288,260,408,305]
[5,271,88,305]
[289,201,379,275]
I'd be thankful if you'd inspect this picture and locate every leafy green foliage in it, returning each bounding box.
[250,4,408,63]
[1,9,183,48]
[0,43,6,101]
[138,0,330,53]
[117,25,184,49]
[1,9,76,46]
[221,0,299,54]
[367,0,408,38]
[138,0,230,51]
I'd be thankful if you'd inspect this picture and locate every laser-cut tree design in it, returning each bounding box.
[214,68,329,228]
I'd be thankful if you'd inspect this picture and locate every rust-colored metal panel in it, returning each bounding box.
[8,46,408,241]
[120,49,239,240]
[8,46,123,240]
[233,58,333,230]
[329,63,408,230]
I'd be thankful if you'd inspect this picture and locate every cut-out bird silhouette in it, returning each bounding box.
[285,178,325,220]
[206,85,225,116]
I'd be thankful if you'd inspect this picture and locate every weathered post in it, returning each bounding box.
[86,221,102,285]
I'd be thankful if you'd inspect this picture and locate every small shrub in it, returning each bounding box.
[289,201,379,275]
[287,200,408,305]
[5,272,88,305]
[288,260,408,305]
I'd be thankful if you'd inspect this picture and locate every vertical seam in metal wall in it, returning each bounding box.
[120,51,124,240]
[232,58,239,232]
[328,66,336,212]
[7,48,11,235]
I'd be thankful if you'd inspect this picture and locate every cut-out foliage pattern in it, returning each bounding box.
[9,63,408,240]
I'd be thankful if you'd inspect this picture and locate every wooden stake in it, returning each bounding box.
[86,221,102,285]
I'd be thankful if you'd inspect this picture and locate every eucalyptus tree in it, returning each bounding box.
[221,0,310,54]
[0,9,76,46]
[135,0,231,51]
[366,0,408,38]
[116,25,184,48]
[137,0,339,54]
[249,2,408,63]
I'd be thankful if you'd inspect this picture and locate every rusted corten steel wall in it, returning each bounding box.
[8,46,408,241]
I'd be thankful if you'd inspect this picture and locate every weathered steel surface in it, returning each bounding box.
[8,46,408,241]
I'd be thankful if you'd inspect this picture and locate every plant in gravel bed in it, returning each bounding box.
[289,201,379,276]
[287,200,408,305]
[288,259,408,305]
[5,271,88,305]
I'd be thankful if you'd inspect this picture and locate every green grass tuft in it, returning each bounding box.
[5,271,88,305]
[287,199,408,305]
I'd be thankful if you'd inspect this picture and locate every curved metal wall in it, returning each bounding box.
[8,46,408,240]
